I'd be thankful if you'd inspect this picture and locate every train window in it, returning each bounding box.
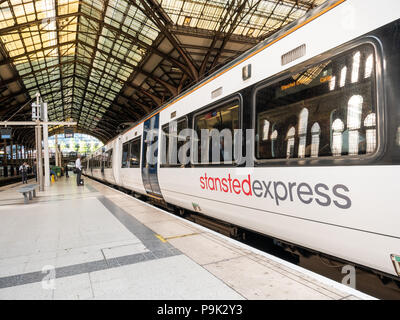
[194,100,240,164]
[107,149,113,168]
[255,44,377,161]
[161,117,188,166]
[129,137,141,168]
[121,142,129,168]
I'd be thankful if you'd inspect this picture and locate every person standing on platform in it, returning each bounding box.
[33,161,37,182]
[19,162,28,184]
[65,163,69,178]
[75,155,82,186]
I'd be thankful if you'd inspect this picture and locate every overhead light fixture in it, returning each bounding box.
[183,16,192,26]
[247,28,255,36]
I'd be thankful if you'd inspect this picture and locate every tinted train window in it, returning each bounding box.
[121,142,129,168]
[120,137,141,168]
[105,149,113,168]
[255,44,376,160]
[129,138,141,167]
[194,100,240,164]
[161,117,188,165]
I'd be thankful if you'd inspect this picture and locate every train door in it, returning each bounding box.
[141,114,163,197]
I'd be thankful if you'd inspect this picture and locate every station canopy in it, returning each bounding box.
[0,0,327,145]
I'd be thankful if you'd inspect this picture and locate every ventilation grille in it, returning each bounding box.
[281,44,306,66]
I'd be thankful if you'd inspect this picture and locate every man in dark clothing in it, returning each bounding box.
[65,164,69,178]
[19,162,28,184]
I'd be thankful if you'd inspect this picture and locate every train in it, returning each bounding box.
[83,0,400,281]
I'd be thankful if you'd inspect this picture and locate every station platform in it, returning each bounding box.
[0,174,35,187]
[0,176,375,300]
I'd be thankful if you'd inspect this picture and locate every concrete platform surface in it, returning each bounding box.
[0,176,375,300]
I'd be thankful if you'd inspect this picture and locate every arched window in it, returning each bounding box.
[298,108,309,158]
[351,52,361,83]
[340,66,347,87]
[271,129,278,158]
[347,95,363,155]
[365,54,373,78]
[329,76,336,91]
[364,113,376,154]
[332,119,344,156]
[286,126,296,158]
[262,119,270,141]
[311,122,321,158]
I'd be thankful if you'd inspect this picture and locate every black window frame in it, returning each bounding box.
[192,94,243,167]
[160,116,189,168]
[128,136,141,168]
[121,141,130,168]
[105,149,113,169]
[252,38,384,167]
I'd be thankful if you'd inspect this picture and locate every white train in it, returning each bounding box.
[84,0,400,280]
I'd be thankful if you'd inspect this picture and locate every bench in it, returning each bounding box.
[18,184,39,204]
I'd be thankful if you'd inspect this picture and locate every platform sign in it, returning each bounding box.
[64,127,74,138]
[0,128,12,139]
[31,102,43,120]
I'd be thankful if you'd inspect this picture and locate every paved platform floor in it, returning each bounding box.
[0,176,375,300]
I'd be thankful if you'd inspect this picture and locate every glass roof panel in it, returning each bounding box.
[157,0,327,37]
[0,0,327,134]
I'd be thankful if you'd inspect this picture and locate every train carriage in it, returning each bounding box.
[85,0,400,280]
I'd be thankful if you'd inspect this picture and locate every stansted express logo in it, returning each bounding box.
[200,173,351,209]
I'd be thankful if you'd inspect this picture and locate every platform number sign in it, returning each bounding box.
[64,127,74,139]
[32,102,43,120]
[0,128,12,139]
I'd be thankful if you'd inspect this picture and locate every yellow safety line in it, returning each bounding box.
[164,233,200,241]
[156,232,200,242]
[108,0,347,145]
[155,234,167,243]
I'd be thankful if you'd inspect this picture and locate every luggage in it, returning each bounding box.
[80,179,84,186]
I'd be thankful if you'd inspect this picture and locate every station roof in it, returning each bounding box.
[0,0,326,145]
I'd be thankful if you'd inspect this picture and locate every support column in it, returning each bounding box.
[2,140,6,177]
[10,140,14,175]
[3,140,7,177]
[36,125,44,191]
[43,102,50,188]
[10,140,13,163]
[2,140,6,164]
[55,135,59,167]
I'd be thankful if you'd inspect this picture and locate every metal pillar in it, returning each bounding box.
[3,140,7,177]
[58,145,62,168]
[43,103,50,188]
[35,124,44,191]
[2,140,6,164]
[55,135,59,167]
[10,140,13,164]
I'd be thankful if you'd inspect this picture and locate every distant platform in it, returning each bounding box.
[0,176,375,300]
[0,174,35,187]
